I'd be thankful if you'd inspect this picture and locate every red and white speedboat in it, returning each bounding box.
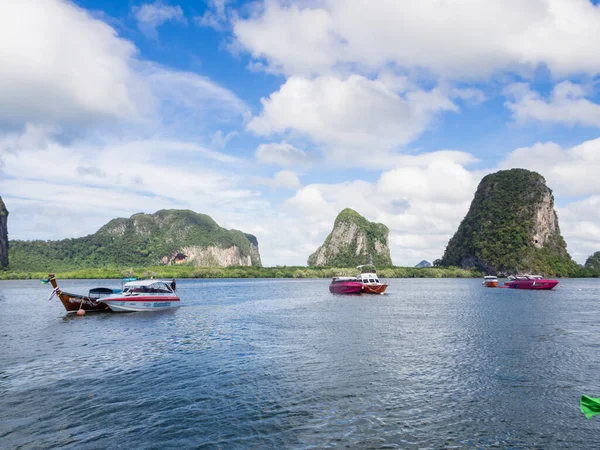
[328,264,389,295]
[504,275,558,290]
[102,279,180,312]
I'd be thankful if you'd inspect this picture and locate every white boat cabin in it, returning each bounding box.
[123,279,175,294]
[356,265,382,285]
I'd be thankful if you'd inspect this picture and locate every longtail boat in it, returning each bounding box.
[44,274,114,313]
[44,275,181,313]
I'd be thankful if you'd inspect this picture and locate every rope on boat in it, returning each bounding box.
[47,287,60,301]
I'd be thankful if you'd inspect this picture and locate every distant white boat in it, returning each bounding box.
[482,275,499,287]
[102,279,180,312]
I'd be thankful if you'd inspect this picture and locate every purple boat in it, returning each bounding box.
[329,277,363,294]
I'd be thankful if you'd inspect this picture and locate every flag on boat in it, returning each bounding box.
[581,395,600,419]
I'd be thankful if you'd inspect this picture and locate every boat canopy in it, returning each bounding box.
[356,264,377,273]
[483,276,498,279]
[123,280,174,293]
[332,276,358,281]
[124,279,172,288]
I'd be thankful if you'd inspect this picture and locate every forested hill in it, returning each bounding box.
[9,209,261,271]
[440,169,577,276]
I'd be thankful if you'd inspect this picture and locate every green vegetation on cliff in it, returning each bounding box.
[308,208,392,267]
[585,252,600,270]
[9,209,261,271]
[577,251,600,277]
[441,169,577,276]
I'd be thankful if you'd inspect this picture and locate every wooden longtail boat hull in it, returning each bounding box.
[483,281,499,287]
[48,277,111,313]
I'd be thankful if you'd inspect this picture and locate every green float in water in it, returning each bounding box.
[581,395,600,419]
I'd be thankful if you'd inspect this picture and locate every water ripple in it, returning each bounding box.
[1,278,600,448]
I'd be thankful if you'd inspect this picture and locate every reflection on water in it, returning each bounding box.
[1,277,600,448]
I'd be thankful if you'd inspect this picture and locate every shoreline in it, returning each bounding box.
[0,266,481,280]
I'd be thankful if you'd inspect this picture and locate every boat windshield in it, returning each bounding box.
[123,282,173,294]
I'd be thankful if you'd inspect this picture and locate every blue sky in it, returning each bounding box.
[1,0,600,266]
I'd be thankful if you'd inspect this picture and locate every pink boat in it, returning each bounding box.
[504,275,559,290]
[329,277,363,294]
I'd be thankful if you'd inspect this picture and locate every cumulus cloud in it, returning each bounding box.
[283,152,480,265]
[255,141,310,167]
[500,138,600,196]
[557,196,600,263]
[253,170,301,190]
[0,0,144,127]
[133,2,186,38]
[0,0,248,140]
[504,82,600,127]
[233,0,600,78]
[248,75,456,161]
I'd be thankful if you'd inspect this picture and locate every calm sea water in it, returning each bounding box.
[1,278,600,449]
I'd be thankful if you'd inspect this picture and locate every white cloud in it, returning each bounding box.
[500,138,600,196]
[211,130,238,148]
[248,75,456,160]
[255,141,310,167]
[233,0,600,78]
[234,2,340,76]
[0,0,144,127]
[504,82,600,127]
[195,0,232,30]
[557,196,600,263]
[283,152,480,265]
[141,63,250,134]
[0,0,248,140]
[253,170,301,190]
[133,2,186,38]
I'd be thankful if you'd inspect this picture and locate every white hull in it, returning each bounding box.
[103,300,180,312]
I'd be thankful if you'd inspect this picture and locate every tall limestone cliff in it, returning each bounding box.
[308,208,392,267]
[440,169,576,276]
[9,209,261,271]
[0,196,8,268]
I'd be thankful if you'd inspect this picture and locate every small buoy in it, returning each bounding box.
[77,309,86,316]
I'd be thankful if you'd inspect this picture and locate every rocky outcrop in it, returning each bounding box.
[308,208,392,267]
[0,197,8,268]
[584,252,600,270]
[245,233,262,266]
[440,169,576,276]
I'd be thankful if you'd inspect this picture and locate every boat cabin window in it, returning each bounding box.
[369,279,375,283]
[374,279,379,283]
